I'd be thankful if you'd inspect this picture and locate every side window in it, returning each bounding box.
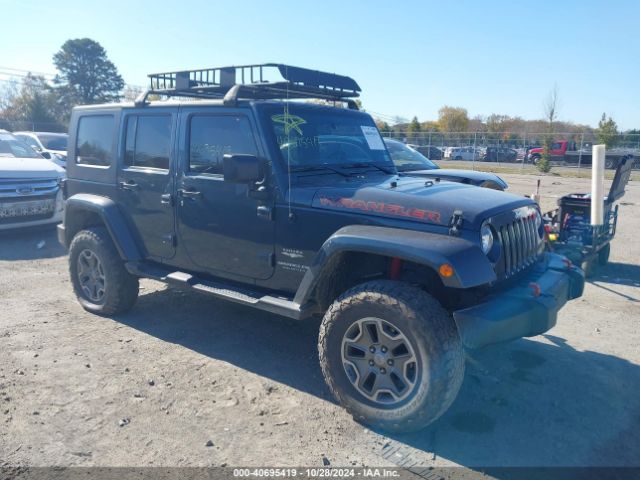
[76,115,114,166]
[124,115,172,170]
[189,115,257,175]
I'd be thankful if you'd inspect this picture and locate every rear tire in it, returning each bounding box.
[318,280,464,433]
[69,227,139,315]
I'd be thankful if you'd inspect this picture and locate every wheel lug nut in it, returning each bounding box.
[369,360,374,366]
[387,359,394,366]
[380,368,386,374]
[381,346,387,353]
[369,346,376,353]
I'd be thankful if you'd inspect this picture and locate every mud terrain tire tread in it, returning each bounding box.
[318,280,464,433]
[69,227,139,315]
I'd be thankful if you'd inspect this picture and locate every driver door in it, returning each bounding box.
[176,109,275,280]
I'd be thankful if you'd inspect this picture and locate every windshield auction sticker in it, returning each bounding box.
[360,126,385,150]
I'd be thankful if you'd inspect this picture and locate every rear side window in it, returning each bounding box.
[189,115,257,175]
[124,115,172,170]
[76,115,114,166]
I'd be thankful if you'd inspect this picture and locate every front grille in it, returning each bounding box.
[0,178,59,199]
[495,207,543,278]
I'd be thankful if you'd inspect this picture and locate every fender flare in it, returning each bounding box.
[293,225,496,305]
[62,193,142,261]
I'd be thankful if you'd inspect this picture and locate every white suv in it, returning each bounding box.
[0,130,65,230]
[13,131,68,168]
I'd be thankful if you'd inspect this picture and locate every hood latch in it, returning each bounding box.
[449,210,464,236]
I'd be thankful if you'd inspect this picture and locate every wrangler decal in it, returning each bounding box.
[319,197,441,223]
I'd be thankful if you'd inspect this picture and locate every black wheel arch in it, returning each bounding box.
[294,225,496,309]
[61,193,142,262]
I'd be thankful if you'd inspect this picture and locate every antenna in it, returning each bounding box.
[285,66,293,221]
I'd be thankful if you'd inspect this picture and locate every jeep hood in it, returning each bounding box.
[308,176,530,229]
[0,156,65,179]
[405,169,508,189]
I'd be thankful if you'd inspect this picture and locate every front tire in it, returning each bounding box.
[318,280,464,433]
[69,227,139,315]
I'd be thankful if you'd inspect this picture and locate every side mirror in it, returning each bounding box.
[223,154,262,183]
[40,151,52,159]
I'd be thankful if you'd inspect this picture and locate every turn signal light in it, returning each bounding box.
[439,263,454,278]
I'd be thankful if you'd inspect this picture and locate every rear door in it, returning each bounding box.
[117,109,177,260]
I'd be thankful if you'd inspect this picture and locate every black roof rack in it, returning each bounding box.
[135,63,361,108]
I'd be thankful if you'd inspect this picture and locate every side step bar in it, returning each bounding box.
[126,262,316,320]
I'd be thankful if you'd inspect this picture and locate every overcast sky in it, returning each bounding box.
[1,0,638,129]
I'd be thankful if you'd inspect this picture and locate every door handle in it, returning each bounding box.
[177,188,202,199]
[119,180,139,190]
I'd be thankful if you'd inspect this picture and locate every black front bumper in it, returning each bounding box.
[453,253,584,349]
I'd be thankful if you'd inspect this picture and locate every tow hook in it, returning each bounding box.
[449,210,464,236]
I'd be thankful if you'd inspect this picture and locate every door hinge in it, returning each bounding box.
[160,193,173,206]
[257,205,273,221]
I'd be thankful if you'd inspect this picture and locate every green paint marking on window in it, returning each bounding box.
[271,113,306,136]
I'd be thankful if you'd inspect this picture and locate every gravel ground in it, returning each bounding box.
[1,174,639,471]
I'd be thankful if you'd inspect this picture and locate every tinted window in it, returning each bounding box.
[125,115,172,170]
[189,115,257,175]
[76,115,114,166]
[38,134,68,151]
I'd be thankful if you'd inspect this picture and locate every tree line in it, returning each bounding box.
[0,38,126,132]
[374,106,637,145]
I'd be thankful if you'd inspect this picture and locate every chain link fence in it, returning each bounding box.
[380,131,640,170]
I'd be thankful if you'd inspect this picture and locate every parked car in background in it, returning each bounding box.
[384,139,508,190]
[483,146,517,162]
[0,130,65,230]
[13,131,68,168]
[526,140,632,169]
[407,144,444,160]
[447,146,482,161]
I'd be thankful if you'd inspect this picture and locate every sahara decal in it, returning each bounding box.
[319,196,442,223]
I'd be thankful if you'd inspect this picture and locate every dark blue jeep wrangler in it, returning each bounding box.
[58,64,584,432]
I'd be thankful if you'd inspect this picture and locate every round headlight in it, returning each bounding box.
[480,222,494,255]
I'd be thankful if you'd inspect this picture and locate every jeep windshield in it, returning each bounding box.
[263,104,395,176]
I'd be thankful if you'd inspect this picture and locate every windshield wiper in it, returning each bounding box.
[290,165,350,177]
[339,162,396,175]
